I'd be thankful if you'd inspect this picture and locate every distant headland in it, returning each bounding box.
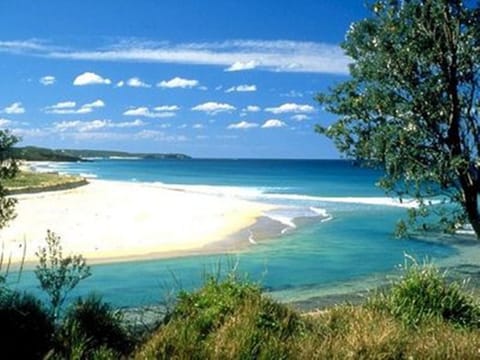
[11,146,192,162]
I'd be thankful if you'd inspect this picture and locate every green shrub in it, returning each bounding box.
[171,275,262,338]
[0,290,54,359]
[135,275,305,359]
[35,230,91,319]
[56,294,132,359]
[368,257,480,328]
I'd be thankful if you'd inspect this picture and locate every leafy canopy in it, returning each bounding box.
[0,130,19,230]
[317,0,480,237]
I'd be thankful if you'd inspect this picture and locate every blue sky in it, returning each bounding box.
[0,0,369,158]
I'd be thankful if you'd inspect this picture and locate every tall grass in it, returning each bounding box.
[135,260,480,359]
[367,256,480,328]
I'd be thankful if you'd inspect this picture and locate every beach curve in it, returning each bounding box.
[0,179,276,264]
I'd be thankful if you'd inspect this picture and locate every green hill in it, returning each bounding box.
[11,146,191,162]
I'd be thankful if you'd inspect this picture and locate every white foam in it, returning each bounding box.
[309,206,328,217]
[109,156,142,160]
[248,230,257,245]
[79,173,98,179]
[263,193,422,208]
[146,182,423,209]
[281,227,291,234]
[265,214,297,229]
[151,183,266,199]
[82,157,104,160]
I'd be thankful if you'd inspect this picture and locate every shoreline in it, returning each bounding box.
[1,179,278,265]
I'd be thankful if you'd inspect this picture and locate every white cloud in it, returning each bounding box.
[39,75,56,86]
[157,77,199,89]
[192,123,204,129]
[54,118,144,132]
[281,90,303,98]
[265,103,315,114]
[227,121,259,129]
[0,118,12,127]
[0,40,50,53]
[243,105,261,113]
[83,99,105,109]
[11,127,47,138]
[50,101,76,109]
[73,72,112,86]
[153,105,180,112]
[44,99,105,114]
[192,102,235,115]
[45,39,350,74]
[55,120,108,132]
[225,84,257,93]
[291,114,310,121]
[126,77,151,88]
[2,102,25,115]
[116,80,125,88]
[225,60,258,72]
[261,119,286,128]
[134,130,187,142]
[123,106,176,118]
[115,119,145,127]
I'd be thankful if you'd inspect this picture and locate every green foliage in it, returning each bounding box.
[368,256,480,328]
[171,275,263,338]
[35,230,91,319]
[136,275,305,359]
[11,145,191,161]
[135,269,480,359]
[4,171,86,193]
[316,0,480,237]
[0,290,54,359]
[55,294,132,359]
[0,130,19,229]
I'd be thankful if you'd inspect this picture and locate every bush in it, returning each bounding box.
[0,290,54,359]
[135,275,306,359]
[368,257,480,328]
[56,294,132,359]
[35,230,91,319]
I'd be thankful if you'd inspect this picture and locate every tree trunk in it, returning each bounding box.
[463,184,480,239]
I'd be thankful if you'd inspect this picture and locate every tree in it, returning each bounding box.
[0,130,19,230]
[35,230,91,319]
[316,0,480,237]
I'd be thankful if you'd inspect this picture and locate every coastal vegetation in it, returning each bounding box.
[2,246,480,359]
[11,146,191,162]
[317,0,480,238]
[0,130,19,229]
[4,171,87,195]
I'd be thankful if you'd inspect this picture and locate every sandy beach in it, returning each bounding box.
[0,180,275,264]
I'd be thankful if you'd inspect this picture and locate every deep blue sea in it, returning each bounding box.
[15,159,471,310]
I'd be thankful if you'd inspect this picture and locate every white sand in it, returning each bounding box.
[0,180,275,264]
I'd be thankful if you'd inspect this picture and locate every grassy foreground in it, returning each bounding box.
[4,171,87,194]
[135,266,480,359]
[2,243,480,359]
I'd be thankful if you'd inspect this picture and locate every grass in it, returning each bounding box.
[134,262,480,359]
[4,171,86,194]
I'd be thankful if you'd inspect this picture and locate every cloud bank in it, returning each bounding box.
[4,39,350,75]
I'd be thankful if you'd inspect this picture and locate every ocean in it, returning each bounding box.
[15,159,478,310]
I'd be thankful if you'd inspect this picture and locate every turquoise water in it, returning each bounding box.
[16,159,458,308]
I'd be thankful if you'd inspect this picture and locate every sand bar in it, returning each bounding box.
[0,180,275,264]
